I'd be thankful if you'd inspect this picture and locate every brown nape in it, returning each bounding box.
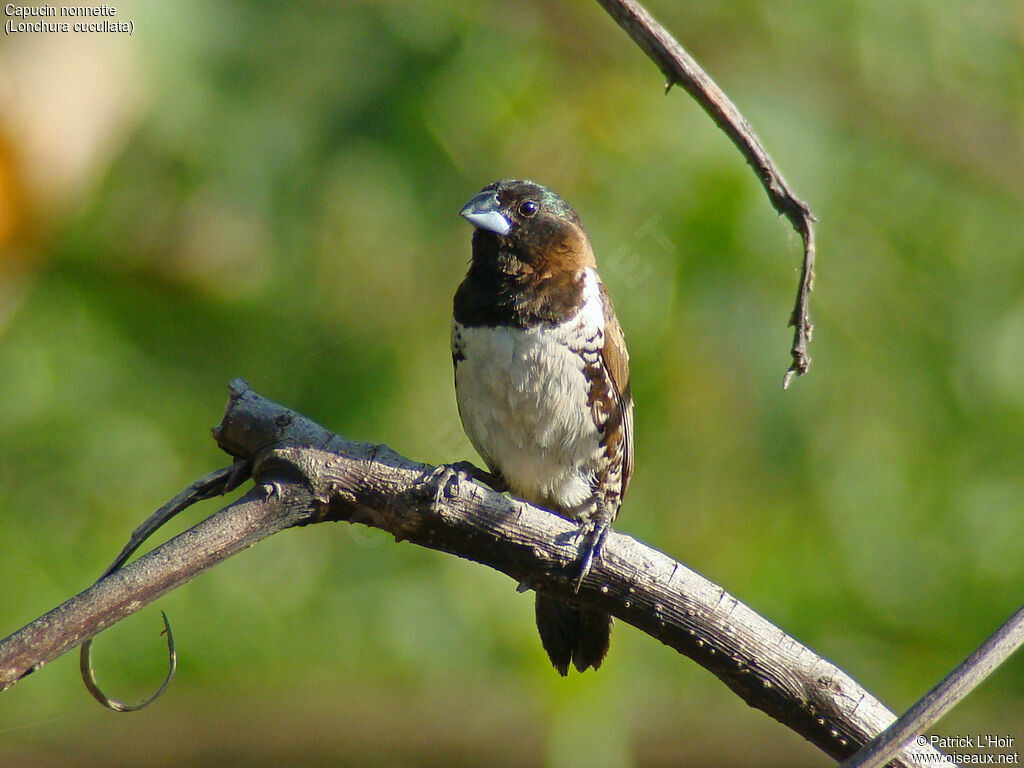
[512,264,586,325]
[505,220,597,320]
[518,215,597,273]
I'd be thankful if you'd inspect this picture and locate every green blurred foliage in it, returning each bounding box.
[1,1,1022,766]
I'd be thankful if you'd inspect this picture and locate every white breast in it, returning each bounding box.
[452,268,605,513]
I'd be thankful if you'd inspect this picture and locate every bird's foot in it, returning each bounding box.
[423,463,462,508]
[573,519,610,594]
[447,461,507,493]
[423,461,506,508]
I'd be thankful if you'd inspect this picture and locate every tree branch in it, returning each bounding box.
[0,380,946,767]
[594,0,816,386]
[840,603,1024,768]
[0,480,306,691]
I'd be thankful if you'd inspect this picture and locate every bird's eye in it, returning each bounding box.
[519,200,538,217]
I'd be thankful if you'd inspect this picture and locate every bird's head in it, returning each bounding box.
[460,180,595,274]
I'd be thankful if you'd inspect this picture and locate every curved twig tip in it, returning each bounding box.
[79,611,177,712]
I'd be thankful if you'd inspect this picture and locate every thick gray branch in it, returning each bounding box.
[0,380,945,766]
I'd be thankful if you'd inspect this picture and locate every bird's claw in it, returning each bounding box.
[423,463,463,507]
[424,461,506,509]
[447,461,507,492]
[573,520,609,593]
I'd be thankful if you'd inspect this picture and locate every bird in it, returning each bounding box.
[451,179,633,674]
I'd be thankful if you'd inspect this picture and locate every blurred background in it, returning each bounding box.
[1,1,1022,766]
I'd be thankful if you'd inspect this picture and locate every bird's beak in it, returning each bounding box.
[460,191,512,236]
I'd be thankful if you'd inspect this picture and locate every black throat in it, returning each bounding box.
[454,231,584,329]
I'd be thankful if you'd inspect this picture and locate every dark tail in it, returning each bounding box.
[534,593,612,675]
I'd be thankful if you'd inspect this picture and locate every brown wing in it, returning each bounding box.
[597,281,634,500]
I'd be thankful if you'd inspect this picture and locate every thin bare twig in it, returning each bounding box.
[840,604,1024,768]
[78,461,250,710]
[594,0,816,386]
[0,380,948,767]
[0,477,308,694]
